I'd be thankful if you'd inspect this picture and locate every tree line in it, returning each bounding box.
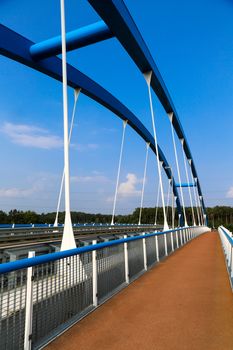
[0,206,232,229]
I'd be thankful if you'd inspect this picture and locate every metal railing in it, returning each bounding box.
[218,226,233,290]
[0,226,209,350]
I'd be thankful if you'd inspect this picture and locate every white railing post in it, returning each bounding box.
[92,240,98,307]
[155,234,159,262]
[164,233,168,256]
[143,233,147,270]
[180,230,183,245]
[176,230,179,248]
[171,231,174,251]
[24,251,35,350]
[124,235,129,283]
[184,229,187,243]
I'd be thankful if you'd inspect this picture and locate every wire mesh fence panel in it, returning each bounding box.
[157,235,166,259]
[97,244,125,301]
[166,233,172,254]
[145,236,157,267]
[32,252,93,348]
[128,240,144,279]
[0,269,26,350]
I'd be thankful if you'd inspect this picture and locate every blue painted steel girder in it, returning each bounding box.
[30,21,113,60]
[88,0,206,217]
[0,24,183,222]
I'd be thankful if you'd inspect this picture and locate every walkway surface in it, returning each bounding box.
[46,231,233,350]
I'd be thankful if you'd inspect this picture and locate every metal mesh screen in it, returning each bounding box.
[157,235,166,259]
[32,252,93,348]
[0,269,26,350]
[128,240,144,279]
[97,244,125,301]
[166,233,172,255]
[145,236,157,267]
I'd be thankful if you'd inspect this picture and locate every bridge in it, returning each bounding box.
[0,1,232,349]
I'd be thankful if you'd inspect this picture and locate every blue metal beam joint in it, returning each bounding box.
[30,20,113,60]
[176,183,196,188]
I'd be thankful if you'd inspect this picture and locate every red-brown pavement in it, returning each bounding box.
[46,231,233,350]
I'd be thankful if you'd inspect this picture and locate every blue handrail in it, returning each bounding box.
[0,227,194,274]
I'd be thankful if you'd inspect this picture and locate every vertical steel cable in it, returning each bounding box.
[138,142,150,225]
[181,140,196,226]
[60,0,76,249]
[144,71,168,230]
[169,113,187,226]
[54,88,81,227]
[154,181,160,225]
[111,120,127,225]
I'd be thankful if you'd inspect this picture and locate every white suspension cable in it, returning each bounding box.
[144,71,168,230]
[111,120,127,225]
[154,178,161,226]
[172,195,176,229]
[60,0,76,250]
[54,88,81,227]
[181,139,196,226]
[166,179,171,218]
[138,142,150,225]
[168,112,187,226]
[198,194,205,226]
[190,169,201,225]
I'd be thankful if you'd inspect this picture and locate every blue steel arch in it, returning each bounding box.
[88,0,206,220]
[0,24,184,223]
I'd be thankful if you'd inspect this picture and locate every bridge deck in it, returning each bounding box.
[46,231,233,350]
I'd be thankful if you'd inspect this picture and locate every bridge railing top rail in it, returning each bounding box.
[0,226,206,274]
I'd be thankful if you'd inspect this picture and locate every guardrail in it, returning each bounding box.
[0,226,209,350]
[0,224,160,246]
[218,226,233,290]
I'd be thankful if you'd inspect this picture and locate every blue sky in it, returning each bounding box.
[0,0,233,214]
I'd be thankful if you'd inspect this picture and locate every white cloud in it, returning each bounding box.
[0,187,36,198]
[226,186,233,198]
[118,173,141,197]
[1,122,63,149]
[70,174,110,184]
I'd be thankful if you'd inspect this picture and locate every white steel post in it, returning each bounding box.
[143,233,147,270]
[171,232,174,252]
[24,251,35,350]
[92,240,98,307]
[164,233,168,256]
[176,230,179,248]
[180,230,183,245]
[124,235,129,283]
[155,234,159,262]
[60,0,76,250]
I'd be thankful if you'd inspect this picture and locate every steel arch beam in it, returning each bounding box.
[88,0,206,218]
[0,24,183,223]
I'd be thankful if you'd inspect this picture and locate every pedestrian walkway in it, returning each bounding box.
[46,231,233,350]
